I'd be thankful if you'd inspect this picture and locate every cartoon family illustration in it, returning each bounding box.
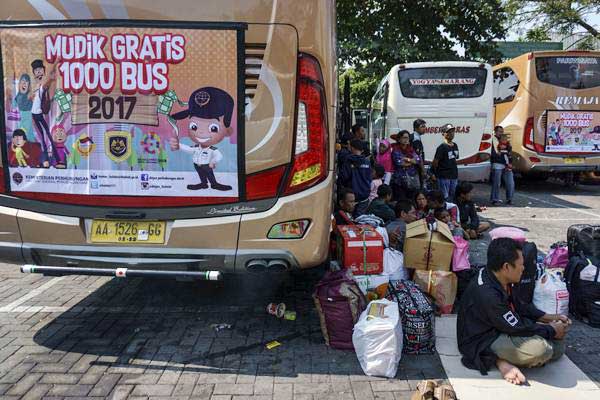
[548,119,600,151]
[6,58,237,194]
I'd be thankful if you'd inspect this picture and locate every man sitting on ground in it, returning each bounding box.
[366,184,395,223]
[457,238,570,385]
[334,188,356,226]
[386,200,417,251]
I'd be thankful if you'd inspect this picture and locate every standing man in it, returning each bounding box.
[411,119,426,186]
[350,123,370,158]
[458,238,569,385]
[432,124,459,201]
[490,125,515,205]
[30,59,56,167]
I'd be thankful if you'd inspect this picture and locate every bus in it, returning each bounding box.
[0,0,336,279]
[369,61,493,182]
[494,51,600,180]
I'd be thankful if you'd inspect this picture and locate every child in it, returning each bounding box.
[456,182,491,240]
[11,129,29,167]
[366,184,395,223]
[338,139,372,217]
[434,208,468,240]
[376,139,394,184]
[427,190,460,223]
[369,164,385,201]
[432,124,459,201]
[386,200,417,251]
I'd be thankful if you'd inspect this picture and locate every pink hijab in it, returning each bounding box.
[376,139,393,172]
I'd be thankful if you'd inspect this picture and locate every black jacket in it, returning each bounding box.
[366,198,395,223]
[338,154,372,202]
[457,199,480,231]
[457,267,555,374]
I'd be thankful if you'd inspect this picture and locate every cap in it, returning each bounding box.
[171,87,235,127]
[441,123,455,133]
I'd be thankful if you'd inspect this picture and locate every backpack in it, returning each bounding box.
[387,280,435,355]
[567,224,600,259]
[41,87,51,115]
[512,241,539,306]
[313,269,367,350]
[565,254,600,319]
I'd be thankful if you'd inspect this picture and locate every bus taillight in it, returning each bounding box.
[283,53,328,195]
[523,117,545,153]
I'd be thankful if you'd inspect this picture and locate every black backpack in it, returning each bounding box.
[565,254,600,319]
[512,241,540,306]
[567,224,600,259]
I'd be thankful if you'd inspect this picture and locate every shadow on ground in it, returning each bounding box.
[31,270,447,382]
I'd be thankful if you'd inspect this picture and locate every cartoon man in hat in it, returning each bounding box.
[169,87,234,191]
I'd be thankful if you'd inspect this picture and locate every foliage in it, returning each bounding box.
[337,0,507,107]
[519,26,552,42]
[506,0,600,38]
[339,69,380,109]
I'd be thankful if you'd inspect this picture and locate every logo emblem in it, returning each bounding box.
[194,91,210,107]
[12,172,23,185]
[503,311,519,327]
[105,130,132,163]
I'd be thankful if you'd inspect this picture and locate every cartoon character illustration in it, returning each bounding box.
[12,73,35,142]
[169,87,235,191]
[11,129,29,167]
[51,125,69,168]
[592,126,600,151]
[30,59,57,167]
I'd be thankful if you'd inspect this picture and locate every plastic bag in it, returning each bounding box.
[451,236,470,272]
[544,246,569,268]
[383,247,408,281]
[533,270,569,315]
[352,299,403,378]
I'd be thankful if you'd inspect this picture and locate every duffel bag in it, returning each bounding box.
[313,269,367,350]
[512,241,539,306]
[567,224,600,259]
[387,280,435,355]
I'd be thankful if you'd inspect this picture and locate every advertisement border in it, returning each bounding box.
[544,108,600,154]
[0,19,247,202]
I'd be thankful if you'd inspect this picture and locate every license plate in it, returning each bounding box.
[91,220,166,244]
[565,157,585,164]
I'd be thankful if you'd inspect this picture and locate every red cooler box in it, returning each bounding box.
[337,225,384,275]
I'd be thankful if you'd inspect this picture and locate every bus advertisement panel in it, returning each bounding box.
[545,110,600,153]
[2,26,240,198]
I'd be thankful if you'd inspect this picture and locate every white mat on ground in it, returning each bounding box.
[436,315,600,400]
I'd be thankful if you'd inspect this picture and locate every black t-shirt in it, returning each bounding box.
[434,142,459,179]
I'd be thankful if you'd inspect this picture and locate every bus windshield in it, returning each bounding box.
[398,67,487,99]
[535,56,600,89]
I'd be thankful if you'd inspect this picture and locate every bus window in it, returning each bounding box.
[398,67,487,99]
[493,67,520,104]
[535,56,600,89]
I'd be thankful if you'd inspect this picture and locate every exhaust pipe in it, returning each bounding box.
[267,259,289,272]
[246,259,268,273]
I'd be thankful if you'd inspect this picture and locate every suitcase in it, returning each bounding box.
[567,224,600,259]
[512,241,539,306]
[565,254,600,319]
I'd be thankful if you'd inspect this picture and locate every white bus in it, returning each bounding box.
[369,61,494,182]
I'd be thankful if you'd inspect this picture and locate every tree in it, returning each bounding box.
[337,0,506,106]
[506,0,600,39]
[519,26,551,42]
[338,68,380,109]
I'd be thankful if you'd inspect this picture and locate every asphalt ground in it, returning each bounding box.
[0,178,599,399]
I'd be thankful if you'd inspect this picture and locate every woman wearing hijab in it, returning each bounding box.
[391,130,421,201]
[13,74,35,143]
[376,138,394,185]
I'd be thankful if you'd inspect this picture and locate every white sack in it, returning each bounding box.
[352,299,403,378]
[383,248,408,281]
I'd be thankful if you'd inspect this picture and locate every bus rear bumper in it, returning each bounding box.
[528,164,600,173]
[458,162,491,182]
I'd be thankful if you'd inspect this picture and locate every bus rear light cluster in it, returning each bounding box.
[523,117,545,153]
[283,53,328,196]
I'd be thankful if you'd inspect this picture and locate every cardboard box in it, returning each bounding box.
[413,270,458,314]
[403,220,455,271]
[337,225,384,275]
